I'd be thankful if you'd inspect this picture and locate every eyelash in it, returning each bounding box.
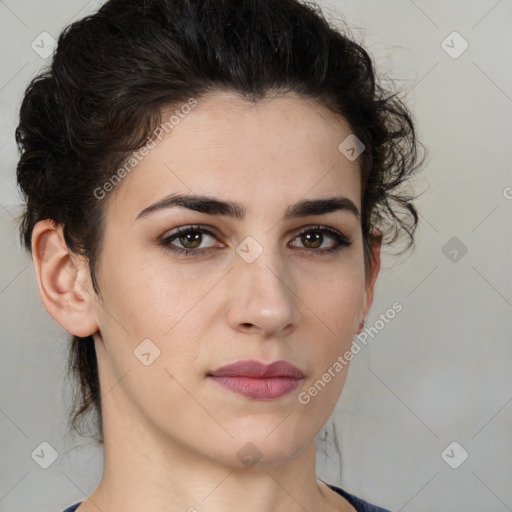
[159,224,351,257]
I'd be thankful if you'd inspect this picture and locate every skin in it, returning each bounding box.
[32,91,380,512]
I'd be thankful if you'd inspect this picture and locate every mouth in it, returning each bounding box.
[207,359,305,400]
[207,360,304,400]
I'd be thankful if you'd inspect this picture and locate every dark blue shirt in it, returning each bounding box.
[326,482,392,511]
[62,483,391,511]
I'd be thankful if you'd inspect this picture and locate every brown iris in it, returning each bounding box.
[301,232,322,249]
[179,232,202,249]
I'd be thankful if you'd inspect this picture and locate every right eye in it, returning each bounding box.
[159,225,223,256]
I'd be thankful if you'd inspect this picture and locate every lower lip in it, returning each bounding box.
[208,376,303,399]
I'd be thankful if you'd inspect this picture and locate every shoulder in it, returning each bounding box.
[323,481,393,512]
[62,486,391,512]
[61,503,81,512]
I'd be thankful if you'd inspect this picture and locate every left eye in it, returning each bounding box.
[160,225,350,256]
[290,227,350,252]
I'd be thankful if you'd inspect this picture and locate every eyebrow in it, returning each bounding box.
[135,193,360,222]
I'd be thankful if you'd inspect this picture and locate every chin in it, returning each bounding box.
[217,428,310,468]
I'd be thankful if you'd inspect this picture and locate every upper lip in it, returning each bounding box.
[208,359,305,379]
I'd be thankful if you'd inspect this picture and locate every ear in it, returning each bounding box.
[355,230,382,334]
[31,219,99,337]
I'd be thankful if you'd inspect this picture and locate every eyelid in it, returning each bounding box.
[290,224,350,240]
[160,224,223,247]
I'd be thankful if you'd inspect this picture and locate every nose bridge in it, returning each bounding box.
[228,234,299,335]
[238,237,290,304]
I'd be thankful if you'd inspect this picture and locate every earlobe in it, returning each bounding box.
[356,232,382,333]
[31,219,99,337]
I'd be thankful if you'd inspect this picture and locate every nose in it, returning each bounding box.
[226,244,300,339]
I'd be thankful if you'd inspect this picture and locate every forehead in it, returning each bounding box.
[105,91,362,223]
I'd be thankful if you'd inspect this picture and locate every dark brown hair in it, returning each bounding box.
[16,0,424,444]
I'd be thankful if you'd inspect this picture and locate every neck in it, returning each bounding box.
[77,408,347,512]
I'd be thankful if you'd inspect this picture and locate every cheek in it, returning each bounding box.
[97,250,219,339]
[299,260,365,333]
[298,260,365,388]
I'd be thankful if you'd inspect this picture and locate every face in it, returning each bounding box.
[88,91,379,468]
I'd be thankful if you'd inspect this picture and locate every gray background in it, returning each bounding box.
[1,1,511,511]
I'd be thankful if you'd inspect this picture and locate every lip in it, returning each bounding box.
[207,360,305,400]
[208,359,305,378]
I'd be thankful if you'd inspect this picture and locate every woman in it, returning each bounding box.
[15,0,423,510]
